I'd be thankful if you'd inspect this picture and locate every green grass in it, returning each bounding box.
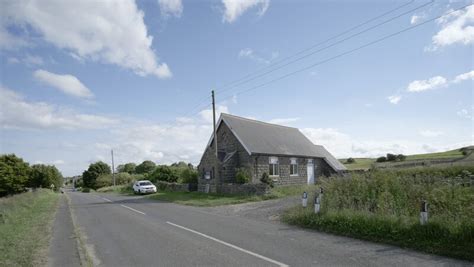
[96,184,134,195]
[146,184,319,207]
[0,189,60,266]
[282,166,474,261]
[340,147,468,170]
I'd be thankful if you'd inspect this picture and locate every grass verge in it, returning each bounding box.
[0,189,60,266]
[146,184,319,207]
[282,208,474,261]
[96,185,133,195]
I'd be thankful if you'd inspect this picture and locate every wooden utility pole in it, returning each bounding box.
[111,149,116,186]
[212,90,218,158]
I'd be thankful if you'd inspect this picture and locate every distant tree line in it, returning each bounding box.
[0,154,64,197]
[376,153,406,163]
[80,160,198,190]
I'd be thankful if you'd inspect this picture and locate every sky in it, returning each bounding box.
[0,0,473,176]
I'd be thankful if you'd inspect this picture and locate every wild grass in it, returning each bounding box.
[282,166,474,261]
[0,189,60,266]
[96,184,134,195]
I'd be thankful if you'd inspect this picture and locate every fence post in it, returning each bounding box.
[314,193,321,214]
[420,200,428,225]
[302,191,308,208]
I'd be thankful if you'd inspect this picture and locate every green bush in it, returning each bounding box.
[82,161,111,189]
[180,168,198,184]
[148,166,178,183]
[235,168,250,184]
[0,154,31,196]
[346,158,355,164]
[260,172,274,188]
[81,187,91,193]
[376,156,387,162]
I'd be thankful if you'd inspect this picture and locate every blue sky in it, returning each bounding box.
[0,0,473,176]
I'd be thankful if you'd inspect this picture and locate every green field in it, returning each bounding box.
[0,190,60,266]
[340,148,468,170]
[283,166,474,261]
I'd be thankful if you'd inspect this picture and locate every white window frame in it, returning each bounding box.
[269,157,279,177]
[290,158,298,176]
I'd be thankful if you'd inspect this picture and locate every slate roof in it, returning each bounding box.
[214,113,346,172]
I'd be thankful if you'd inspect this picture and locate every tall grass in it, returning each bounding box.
[283,166,474,261]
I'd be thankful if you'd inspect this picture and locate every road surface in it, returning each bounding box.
[57,191,470,266]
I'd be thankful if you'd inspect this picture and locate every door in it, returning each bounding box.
[307,159,314,184]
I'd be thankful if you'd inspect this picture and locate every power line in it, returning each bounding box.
[217,3,473,103]
[216,0,434,96]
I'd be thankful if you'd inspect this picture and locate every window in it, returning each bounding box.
[269,157,279,176]
[290,158,298,176]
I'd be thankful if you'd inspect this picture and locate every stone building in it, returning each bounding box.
[197,113,346,193]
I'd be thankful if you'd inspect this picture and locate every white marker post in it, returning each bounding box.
[420,200,428,225]
[314,194,321,214]
[302,191,308,208]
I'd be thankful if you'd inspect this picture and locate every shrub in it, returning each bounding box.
[148,166,178,183]
[180,168,198,184]
[260,172,274,188]
[82,161,111,189]
[135,160,156,174]
[235,168,250,184]
[376,156,387,163]
[346,158,355,164]
[81,187,91,193]
[386,153,397,161]
[396,154,406,161]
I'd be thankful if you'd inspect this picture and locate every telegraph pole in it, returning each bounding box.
[212,90,218,158]
[111,150,116,186]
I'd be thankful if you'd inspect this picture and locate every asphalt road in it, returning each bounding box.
[63,191,470,267]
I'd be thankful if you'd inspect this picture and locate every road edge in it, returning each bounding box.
[65,193,100,266]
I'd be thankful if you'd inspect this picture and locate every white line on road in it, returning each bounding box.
[120,205,146,215]
[166,221,289,267]
[101,197,113,202]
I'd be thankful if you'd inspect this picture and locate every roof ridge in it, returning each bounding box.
[221,113,298,130]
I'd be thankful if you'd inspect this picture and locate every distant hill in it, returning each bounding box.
[339,147,472,171]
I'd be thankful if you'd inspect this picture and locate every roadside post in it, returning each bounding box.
[314,193,321,214]
[420,200,428,225]
[302,191,308,208]
[319,187,324,202]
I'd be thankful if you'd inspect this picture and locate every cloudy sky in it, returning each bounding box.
[0,0,472,176]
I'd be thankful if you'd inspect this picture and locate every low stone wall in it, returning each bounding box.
[216,183,269,196]
[156,181,197,192]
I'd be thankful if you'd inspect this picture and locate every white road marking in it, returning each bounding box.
[101,197,113,202]
[166,221,289,267]
[120,205,146,215]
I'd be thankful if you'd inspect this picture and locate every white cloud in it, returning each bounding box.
[238,48,278,64]
[453,70,474,83]
[410,15,422,25]
[198,105,229,124]
[301,127,471,159]
[407,76,447,92]
[2,0,172,78]
[430,6,474,50]
[0,26,29,49]
[158,0,183,17]
[0,87,118,130]
[388,95,402,104]
[34,69,94,99]
[457,107,473,120]
[268,117,300,125]
[419,130,444,137]
[222,0,270,23]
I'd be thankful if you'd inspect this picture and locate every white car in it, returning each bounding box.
[133,180,157,194]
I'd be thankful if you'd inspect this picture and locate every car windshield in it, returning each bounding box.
[139,182,152,186]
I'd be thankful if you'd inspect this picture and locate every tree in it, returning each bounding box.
[135,160,156,174]
[82,161,111,189]
[148,166,178,183]
[180,168,198,184]
[235,168,250,184]
[376,156,387,163]
[346,158,355,164]
[30,164,63,190]
[117,163,136,174]
[386,153,397,161]
[396,154,406,161]
[0,154,31,196]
